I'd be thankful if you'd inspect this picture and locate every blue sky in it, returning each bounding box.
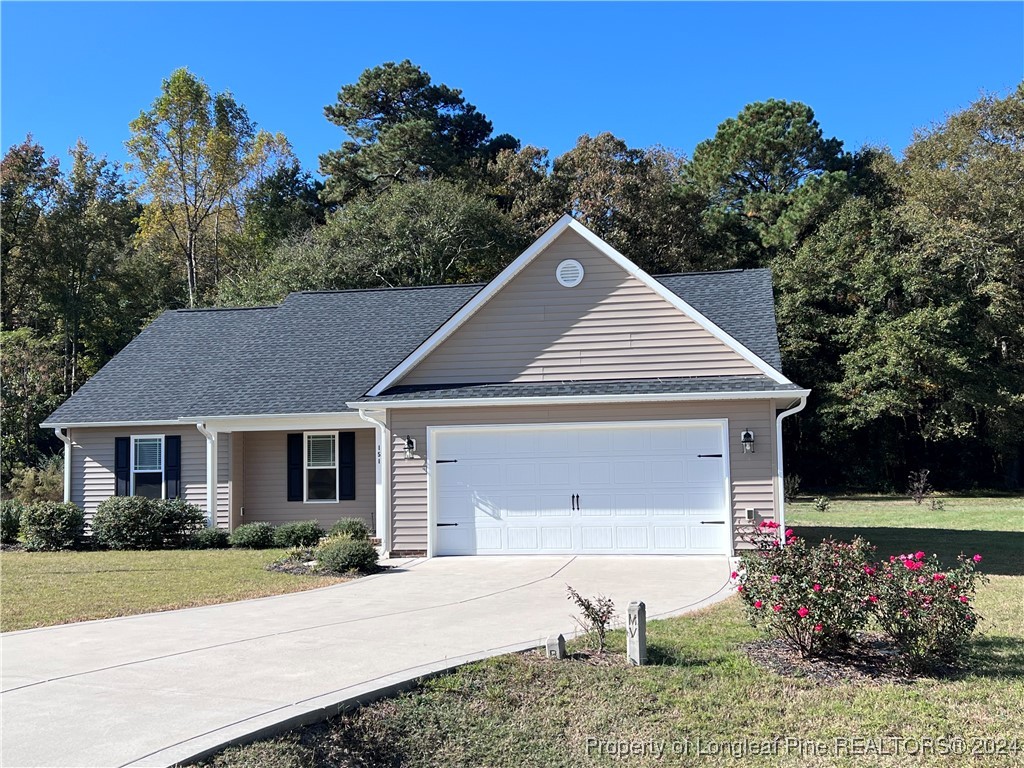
[2,2,1021,176]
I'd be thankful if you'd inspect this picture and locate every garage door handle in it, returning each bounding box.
[701,520,725,525]
[436,522,458,527]
[435,459,458,464]
[698,454,723,458]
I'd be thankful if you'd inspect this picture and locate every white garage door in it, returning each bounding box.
[432,422,730,556]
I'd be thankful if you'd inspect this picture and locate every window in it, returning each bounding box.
[305,432,338,502]
[132,436,164,499]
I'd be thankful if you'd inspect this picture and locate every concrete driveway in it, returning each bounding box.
[1,555,730,768]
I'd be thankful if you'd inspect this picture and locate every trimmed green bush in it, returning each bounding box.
[229,522,276,549]
[92,497,206,550]
[1,498,26,544]
[21,501,85,551]
[154,498,207,548]
[328,518,370,541]
[188,526,231,549]
[316,535,378,574]
[273,520,324,548]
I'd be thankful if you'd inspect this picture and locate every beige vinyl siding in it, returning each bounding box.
[238,429,376,531]
[68,425,209,524]
[386,400,777,554]
[399,229,760,386]
[216,433,230,529]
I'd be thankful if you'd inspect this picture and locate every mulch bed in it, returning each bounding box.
[266,559,319,576]
[741,633,931,685]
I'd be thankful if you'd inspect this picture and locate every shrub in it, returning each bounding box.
[907,469,934,505]
[813,496,831,513]
[92,497,207,550]
[1,498,26,544]
[229,522,276,549]
[188,526,230,549]
[328,518,370,541]
[566,585,616,654]
[273,520,325,548]
[153,499,207,548]
[316,535,378,574]
[736,522,877,657]
[4,455,64,503]
[21,501,85,551]
[783,474,801,504]
[873,550,987,670]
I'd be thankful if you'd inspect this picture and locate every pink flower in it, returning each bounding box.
[785,529,794,538]
[868,595,878,604]
[731,571,739,579]
[933,573,946,581]
[959,595,969,604]
[754,599,763,609]
[813,623,823,632]
[917,576,927,585]
[915,551,926,561]
[797,606,810,618]
[863,566,876,575]
[772,604,783,613]
[889,555,896,563]
[770,575,780,583]
[965,614,973,621]
[973,554,982,563]
[736,585,745,593]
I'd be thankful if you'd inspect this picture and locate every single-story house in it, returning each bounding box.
[43,215,808,557]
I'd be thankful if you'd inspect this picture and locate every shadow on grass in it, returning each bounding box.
[971,636,1024,680]
[794,526,1024,576]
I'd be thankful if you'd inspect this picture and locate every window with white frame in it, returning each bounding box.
[305,432,338,502]
[132,435,164,499]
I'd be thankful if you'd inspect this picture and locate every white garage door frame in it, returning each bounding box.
[425,419,734,557]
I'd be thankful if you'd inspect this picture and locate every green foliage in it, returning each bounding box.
[813,496,832,513]
[328,518,370,541]
[565,585,616,654]
[1,498,26,544]
[736,524,877,656]
[187,526,231,550]
[243,163,325,251]
[92,496,205,550]
[273,520,325,548]
[315,534,379,574]
[228,522,276,549]
[4,454,63,503]
[874,552,987,670]
[319,60,512,203]
[21,500,84,551]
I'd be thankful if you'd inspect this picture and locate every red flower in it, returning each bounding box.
[812,583,822,592]
[731,571,739,579]
[959,595,969,603]
[973,554,983,563]
[915,551,926,561]
[863,566,876,575]
[933,573,946,581]
[785,529,794,538]
[868,595,878,603]
[772,604,783,613]
[736,585,745,593]
[754,599,763,609]
[797,606,810,618]
[813,623,823,632]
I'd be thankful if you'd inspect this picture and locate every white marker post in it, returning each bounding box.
[627,601,647,666]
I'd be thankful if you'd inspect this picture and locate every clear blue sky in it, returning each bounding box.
[2,2,1021,176]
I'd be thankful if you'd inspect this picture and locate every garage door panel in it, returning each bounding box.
[433,422,730,556]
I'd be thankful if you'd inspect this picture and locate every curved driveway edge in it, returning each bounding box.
[1,556,731,768]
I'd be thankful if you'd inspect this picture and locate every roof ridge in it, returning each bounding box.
[293,283,485,296]
[654,268,766,278]
[174,305,278,313]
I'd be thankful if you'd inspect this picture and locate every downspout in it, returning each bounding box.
[195,422,216,527]
[357,409,390,556]
[54,428,72,503]
[776,397,807,545]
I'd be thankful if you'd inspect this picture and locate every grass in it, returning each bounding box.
[201,495,1024,768]
[0,548,348,631]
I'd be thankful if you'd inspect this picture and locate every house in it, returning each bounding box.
[42,216,809,557]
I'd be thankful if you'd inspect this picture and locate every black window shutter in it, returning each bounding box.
[287,433,303,502]
[165,435,182,499]
[114,437,130,496]
[339,431,356,501]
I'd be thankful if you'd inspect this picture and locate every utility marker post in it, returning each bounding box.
[627,601,647,666]
[546,634,566,659]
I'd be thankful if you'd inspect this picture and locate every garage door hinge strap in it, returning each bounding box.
[437,522,458,527]
[697,454,723,458]
[435,459,458,464]
[700,520,725,524]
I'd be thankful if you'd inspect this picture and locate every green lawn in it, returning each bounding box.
[0,548,347,631]
[200,495,1024,768]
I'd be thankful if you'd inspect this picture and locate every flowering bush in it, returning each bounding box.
[873,551,987,670]
[735,522,876,657]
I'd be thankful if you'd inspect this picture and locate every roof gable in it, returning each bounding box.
[370,216,789,394]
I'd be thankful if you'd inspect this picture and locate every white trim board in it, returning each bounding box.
[368,215,792,396]
[349,388,810,411]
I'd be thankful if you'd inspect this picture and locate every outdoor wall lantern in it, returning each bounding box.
[740,429,755,453]
[404,436,417,460]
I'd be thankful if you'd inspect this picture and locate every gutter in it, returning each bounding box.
[775,396,808,544]
[194,422,216,526]
[356,409,390,556]
[54,428,72,503]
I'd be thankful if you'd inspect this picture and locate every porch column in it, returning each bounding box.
[196,423,217,526]
[357,410,390,554]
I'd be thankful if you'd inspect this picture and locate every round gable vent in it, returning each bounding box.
[556,259,585,287]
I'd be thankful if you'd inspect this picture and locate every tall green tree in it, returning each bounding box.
[320,60,516,203]
[127,68,291,306]
[689,99,852,266]
[243,163,326,252]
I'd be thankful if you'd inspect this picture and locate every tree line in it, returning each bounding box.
[2,61,1021,497]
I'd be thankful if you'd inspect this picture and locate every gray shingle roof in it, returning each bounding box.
[360,375,802,403]
[44,269,789,425]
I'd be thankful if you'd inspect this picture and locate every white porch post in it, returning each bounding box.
[196,423,217,526]
[54,428,72,503]
[357,410,390,555]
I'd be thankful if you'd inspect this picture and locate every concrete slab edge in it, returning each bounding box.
[135,580,735,768]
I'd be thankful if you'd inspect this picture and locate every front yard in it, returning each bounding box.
[0,548,348,631]
[200,495,1023,768]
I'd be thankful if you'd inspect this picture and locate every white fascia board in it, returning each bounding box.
[347,389,811,410]
[40,419,189,429]
[366,215,579,396]
[189,412,370,432]
[367,215,790,395]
